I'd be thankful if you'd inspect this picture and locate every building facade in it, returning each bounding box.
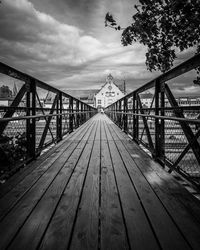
[94,74,125,109]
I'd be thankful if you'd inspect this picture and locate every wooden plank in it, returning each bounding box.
[100,124,129,250]
[8,139,89,250]
[120,139,200,249]
[39,121,97,250]
[94,120,100,141]
[69,122,100,250]
[0,141,79,249]
[0,121,95,249]
[101,116,107,141]
[104,122,160,250]
[110,119,200,221]
[109,121,200,249]
[0,121,95,220]
[0,117,95,199]
[1,114,200,250]
[102,118,113,141]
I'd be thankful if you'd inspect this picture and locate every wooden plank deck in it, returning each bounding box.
[0,113,200,250]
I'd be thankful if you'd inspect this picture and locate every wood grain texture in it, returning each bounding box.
[104,122,160,250]
[39,121,97,250]
[0,114,200,250]
[69,122,100,250]
[100,138,129,250]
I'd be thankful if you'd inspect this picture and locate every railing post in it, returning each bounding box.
[56,92,62,141]
[160,82,165,162]
[76,100,80,128]
[114,103,117,123]
[89,106,92,119]
[123,97,128,133]
[69,97,73,133]
[111,104,114,120]
[26,78,36,159]
[154,80,165,165]
[133,93,137,141]
[115,102,118,125]
[116,101,119,127]
[84,104,86,122]
[87,106,89,120]
[80,102,83,124]
[119,100,122,128]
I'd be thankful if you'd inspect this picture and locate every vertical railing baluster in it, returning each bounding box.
[119,100,122,128]
[84,104,86,123]
[76,100,79,128]
[69,96,73,133]
[89,106,92,119]
[114,103,116,122]
[117,101,119,127]
[160,82,165,165]
[57,92,62,141]
[26,78,36,159]
[81,102,83,124]
[132,93,136,141]
[124,97,128,133]
[154,80,165,165]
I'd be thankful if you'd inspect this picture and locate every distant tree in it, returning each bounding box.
[0,85,12,98]
[105,0,200,84]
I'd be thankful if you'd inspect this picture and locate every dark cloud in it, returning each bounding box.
[0,0,197,95]
[31,0,101,31]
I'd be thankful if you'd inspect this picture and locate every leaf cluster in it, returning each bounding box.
[105,0,200,78]
[0,133,27,170]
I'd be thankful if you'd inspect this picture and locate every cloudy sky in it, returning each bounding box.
[0,0,199,96]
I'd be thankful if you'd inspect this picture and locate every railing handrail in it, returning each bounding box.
[0,111,95,123]
[104,53,200,188]
[0,62,97,176]
[0,61,96,108]
[106,110,200,124]
[106,53,200,108]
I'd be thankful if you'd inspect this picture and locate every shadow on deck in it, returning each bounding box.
[0,114,200,250]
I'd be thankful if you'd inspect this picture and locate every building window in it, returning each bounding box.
[98,99,101,104]
[106,91,115,97]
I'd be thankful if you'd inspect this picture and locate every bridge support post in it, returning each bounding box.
[133,93,139,142]
[69,97,73,133]
[123,97,128,133]
[154,80,165,166]
[76,100,80,128]
[56,92,62,141]
[26,79,36,159]
[80,103,83,124]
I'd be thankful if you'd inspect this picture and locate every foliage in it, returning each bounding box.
[105,0,200,83]
[0,133,27,170]
[0,85,13,98]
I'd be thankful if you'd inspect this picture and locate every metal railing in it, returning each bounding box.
[105,54,200,188]
[0,62,97,179]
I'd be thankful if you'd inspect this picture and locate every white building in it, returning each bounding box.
[94,74,125,109]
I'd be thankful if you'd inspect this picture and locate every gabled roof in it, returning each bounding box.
[95,74,125,95]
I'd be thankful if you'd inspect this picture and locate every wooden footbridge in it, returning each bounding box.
[0,114,200,250]
[1,55,200,249]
